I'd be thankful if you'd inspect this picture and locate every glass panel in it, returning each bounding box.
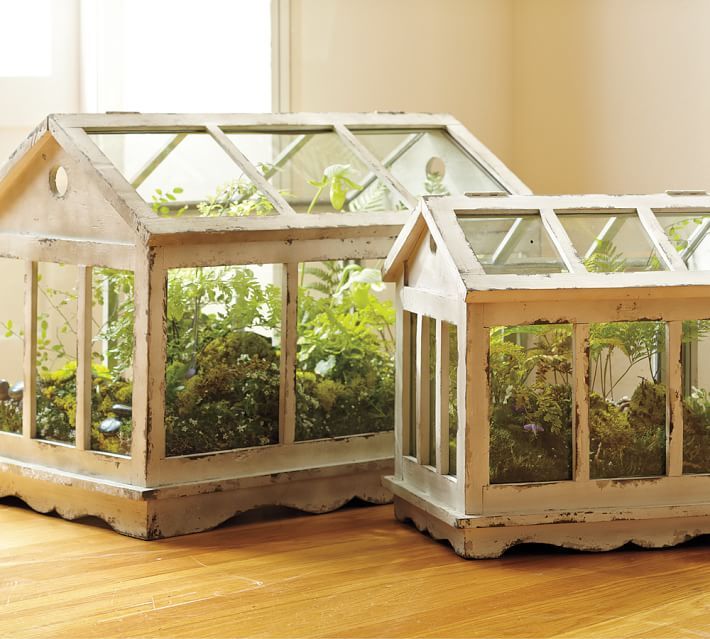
[589,321,667,478]
[682,320,710,474]
[0,258,24,434]
[165,265,282,456]
[90,132,274,218]
[407,312,417,457]
[448,323,458,477]
[353,129,502,195]
[295,260,395,440]
[227,131,405,213]
[558,211,666,272]
[655,212,710,271]
[458,214,567,275]
[36,262,79,444]
[489,325,573,484]
[91,269,134,456]
[428,318,436,467]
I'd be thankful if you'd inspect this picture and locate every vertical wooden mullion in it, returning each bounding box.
[132,248,165,487]
[397,303,410,476]
[22,261,37,439]
[279,263,297,445]
[415,315,429,465]
[667,321,684,477]
[465,304,489,514]
[75,266,93,450]
[573,324,590,482]
[436,320,449,475]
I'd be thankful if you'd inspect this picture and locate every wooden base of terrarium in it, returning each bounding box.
[386,478,710,559]
[0,455,393,539]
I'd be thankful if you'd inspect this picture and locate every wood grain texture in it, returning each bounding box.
[2,499,708,639]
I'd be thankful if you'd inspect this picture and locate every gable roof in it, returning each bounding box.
[385,193,710,300]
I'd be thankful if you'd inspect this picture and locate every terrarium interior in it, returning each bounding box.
[383,193,710,557]
[0,113,526,537]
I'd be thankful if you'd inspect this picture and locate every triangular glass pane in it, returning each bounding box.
[557,212,666,272]
[354,129,502,196]
[654,212,710,271]
[227,131,407,213]
[457,213,567,274]
[89,132,277,217]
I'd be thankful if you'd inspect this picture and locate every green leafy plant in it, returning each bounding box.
[306,164,363,213]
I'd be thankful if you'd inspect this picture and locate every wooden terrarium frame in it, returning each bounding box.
[0,112,527,538]
[383,193,710,558]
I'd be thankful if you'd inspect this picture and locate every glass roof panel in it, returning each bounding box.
[457,213,567,274]
[226,131,406,213]
[557,211,666,273]
[353,129,502,196]
[654,211,710,271]
[89,132,277,217]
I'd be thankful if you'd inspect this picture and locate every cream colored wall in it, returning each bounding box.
[512,0,710,194]
[288,0,515,166]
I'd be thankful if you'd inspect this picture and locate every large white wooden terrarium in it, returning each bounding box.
[383,193,710,558]
[0,112,527,538]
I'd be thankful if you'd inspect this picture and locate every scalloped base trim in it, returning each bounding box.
[391,496,710,559]
[0,458,393,539]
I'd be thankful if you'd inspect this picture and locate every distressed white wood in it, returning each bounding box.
[667,321,684,477]
[22,261,37,439]
[75,266,93,451]
[465,304,488,514]
[396,291,409,477]
[637,206,689,272]
[400,288,461,329]
[574,324,590,482]
[279,264,297,445]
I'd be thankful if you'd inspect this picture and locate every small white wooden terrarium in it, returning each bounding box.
[0,112,527,538]
[383,193,710,558]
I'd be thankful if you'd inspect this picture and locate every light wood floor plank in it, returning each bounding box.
[0,498,709,638]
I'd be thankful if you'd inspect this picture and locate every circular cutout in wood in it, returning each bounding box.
[49,166,69,198]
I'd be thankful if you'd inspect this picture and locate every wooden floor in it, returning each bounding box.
[1,498,710,639]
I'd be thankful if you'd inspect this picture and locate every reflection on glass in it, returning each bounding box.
[0,258,24,434]
[295,260,395,440]
[655,212,710,271]
[354,129,502,196]
[228,130,405,213]
[35,262,79,444]
[91,269,135,456]
[489,325,573,484]
[90,132,273,218]
[558,211,665,273]
[682,320,710,474]
[458,214,567,274]
[448,324,458,477]
[589,321,666,478]
[165,265,282,455]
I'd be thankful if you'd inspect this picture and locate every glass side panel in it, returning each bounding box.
[165,265,282,456]
[589,321,666,479]
[354,129,502,196]
[36,262,79,445]
[682,320,710,474]
[655,212,710,271]
[91,268,134,456]
[0,257,24,435]
[457,214,567,275]
[89,132,274,217]
[227,131,406,213]
[295,259,395,440]
[558,211,666,272]
[489,325,573,484]
[448,323,458,477]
